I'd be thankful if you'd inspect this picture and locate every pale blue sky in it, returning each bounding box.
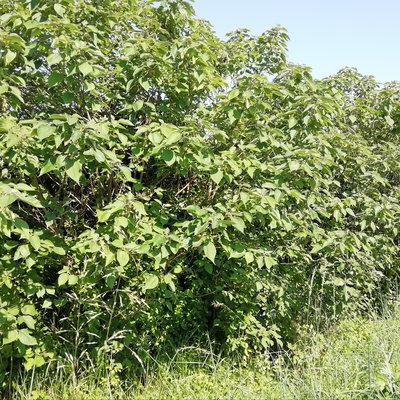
[193,0,400,83]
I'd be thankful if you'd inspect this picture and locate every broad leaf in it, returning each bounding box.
[203,241,216,264]
[144,274,159,291]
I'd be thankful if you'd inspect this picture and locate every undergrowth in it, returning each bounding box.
[10,303,400,400]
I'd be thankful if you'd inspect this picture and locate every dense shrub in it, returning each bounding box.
[0,0,399,386]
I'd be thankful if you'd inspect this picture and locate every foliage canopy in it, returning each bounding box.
[0,0,400,386]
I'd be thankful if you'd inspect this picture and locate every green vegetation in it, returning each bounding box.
[1,0,400,397]
[10,305,400,399]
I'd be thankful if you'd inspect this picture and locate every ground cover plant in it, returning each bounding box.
[10,305,400,399]
[0,0,400,395]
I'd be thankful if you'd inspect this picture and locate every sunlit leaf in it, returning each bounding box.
[5,50,16,65]
[79,62,93,76]
[211,170,224,185]
[66,160,83,183]
[18,330,37,346]
[117,249,129,267]
[143,274,159,291]
[203,241,216,264]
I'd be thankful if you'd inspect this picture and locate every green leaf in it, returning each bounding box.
[203,241,216,264]
[230,216,245,233]
[66,160,83,183]
[79,62,93,76]
[0,193,17,208]
[333,277,345,286]
[115,216,129,227]
[52,246,66,255]
[160,124,182,145]
[360,220,367,231]
[161,149,176,166]
[133,100,144,112]
[10,86,24,103]
[62,92,75,104]
[228,108,241,123]
[132,201,146,215]
[94,149,106,162]
[144,274,159,291]
[5,50,16,65]
[42,300,52,309]
[48,72,64,88]
[204,264,213,274]
[3,330,18,345]
[288,117,297,129]
[84,81,95,91]
[385,115,394,127]
[228,88,240,100]
[58,273,69,286]
[245,252,254,264]
[24,355,45,371]
[14,244,30,260]
[149,131,163,145]
[211,170,224,185]
[14,218,29,230]
[264,256,276,268]
[164,274,176,291]
[54,3,65,16]
[18,315,36,329]
[68,275,78,285]
[47,52,62,66]
[311,244,322,254]
[18,330,37,346]
[166,132,182,145]
[66,114,79,125]
[31,0,40,9]
[289,160,300,172]
[105,275,117,288]
[139,79,151,91]
[28,235,41,251]
[21,305,37,316]
[37,125,56,140]
[0,84,8,95]
[117,249,129,267]
[18,193,43,208]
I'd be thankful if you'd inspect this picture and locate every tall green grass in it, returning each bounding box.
[9,303,400,400]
